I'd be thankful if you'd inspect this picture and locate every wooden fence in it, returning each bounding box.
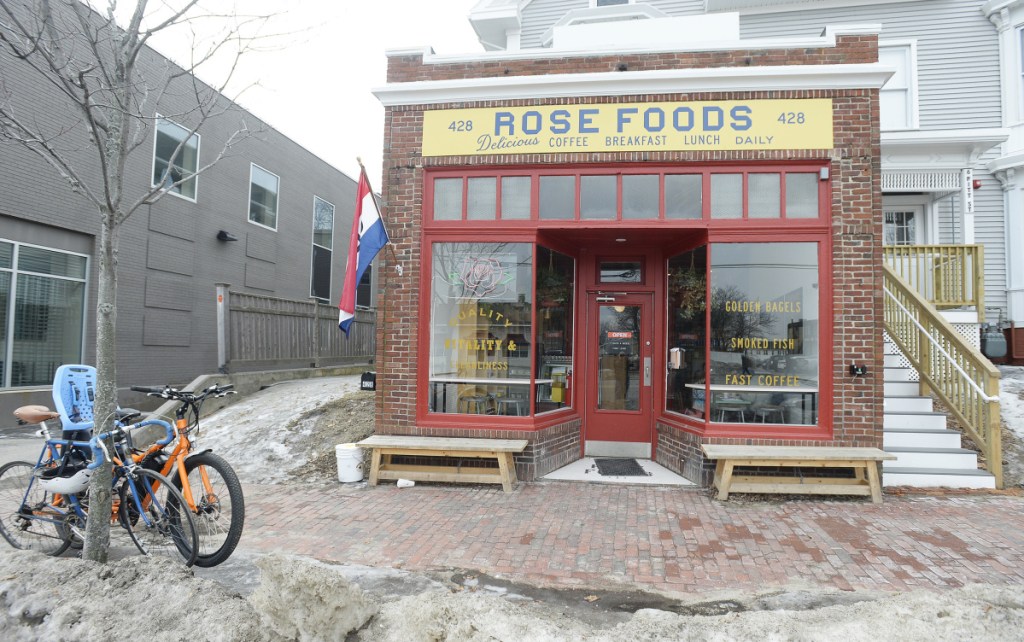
[216,286,375,372]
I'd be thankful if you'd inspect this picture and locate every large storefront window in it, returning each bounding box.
[709,243,819,425]
[1,241,88,388]
[535,247,575,414]
[666,247,707,417]
[428,243,533,415]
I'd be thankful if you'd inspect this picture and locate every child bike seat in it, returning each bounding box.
[52,364,98,438]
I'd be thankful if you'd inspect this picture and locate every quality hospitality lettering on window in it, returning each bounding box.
[421,99,833,157]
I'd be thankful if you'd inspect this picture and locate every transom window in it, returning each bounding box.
[428,168,823,223]
[152,117,199,200]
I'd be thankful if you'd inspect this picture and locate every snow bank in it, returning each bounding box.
[197,376,361,483]
[2,548,1023,641]
[250,555,377,640]
[362,584,1024,642]
[1000,366,1024,444]
[0,549,274,642]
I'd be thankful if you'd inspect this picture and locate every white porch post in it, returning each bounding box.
[961,168,976,244]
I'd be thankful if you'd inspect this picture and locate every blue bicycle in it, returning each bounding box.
[0,406,198,565]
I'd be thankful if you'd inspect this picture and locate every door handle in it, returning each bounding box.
[643,357,651,387]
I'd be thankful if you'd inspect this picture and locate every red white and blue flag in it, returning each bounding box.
[338,167,389,335]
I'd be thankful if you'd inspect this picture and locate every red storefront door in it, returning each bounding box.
[583,292,654,456]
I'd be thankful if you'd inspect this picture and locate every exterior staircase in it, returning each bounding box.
[882,340,997,489]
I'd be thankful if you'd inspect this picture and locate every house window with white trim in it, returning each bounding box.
[152,118,199,200]
[249,164,279,230]
[884,209,918,246]
[0,240,88,388]
[310,196,334,301]
[879,44,918,131]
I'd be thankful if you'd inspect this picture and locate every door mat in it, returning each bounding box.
[594,458,650,477]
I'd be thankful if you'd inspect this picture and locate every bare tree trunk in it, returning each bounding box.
[82,211,119,563]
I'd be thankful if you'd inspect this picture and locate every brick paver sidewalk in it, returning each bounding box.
[240,481,1024,595]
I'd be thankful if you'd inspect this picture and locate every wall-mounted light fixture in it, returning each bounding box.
[216,230,238,242]
[972,178,983,190]
[849,364,868,376]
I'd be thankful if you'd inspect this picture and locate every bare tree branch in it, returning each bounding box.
[0,0,281,563]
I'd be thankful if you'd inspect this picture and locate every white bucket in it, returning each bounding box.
[335,444,364,483]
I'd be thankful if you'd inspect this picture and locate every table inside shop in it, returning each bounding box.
[430,377,552,414]
[684,383,818,423]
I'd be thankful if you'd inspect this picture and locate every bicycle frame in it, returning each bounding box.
[126,386,232,514]
[13,419,177,539]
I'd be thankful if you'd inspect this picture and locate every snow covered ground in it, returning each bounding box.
[999,366,1024,443]
[197,375,363,483]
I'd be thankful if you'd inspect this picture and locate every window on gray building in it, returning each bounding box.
[310,196,334,301]
[0,240,88,388]
[249,164,280,230]
[356,265,373,309]
[152,117,199,200]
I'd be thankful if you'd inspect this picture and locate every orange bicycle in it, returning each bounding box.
[129,384,243,568]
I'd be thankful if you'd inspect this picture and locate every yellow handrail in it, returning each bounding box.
[883,265,1002,488]
[883,245,984,321]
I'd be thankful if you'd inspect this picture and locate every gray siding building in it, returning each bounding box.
[1,1,367,417]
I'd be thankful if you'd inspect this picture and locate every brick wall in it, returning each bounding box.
[377,36,883,480]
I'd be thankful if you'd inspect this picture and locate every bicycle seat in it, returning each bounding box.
[115,408,143,424]
[14,405,61,424]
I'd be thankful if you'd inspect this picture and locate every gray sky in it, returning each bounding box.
[147,0,483,189]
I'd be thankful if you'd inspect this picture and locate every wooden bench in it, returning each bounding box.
[356,435,529,493]
[701,445,897,504]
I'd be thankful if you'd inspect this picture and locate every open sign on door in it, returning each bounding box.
[607,331,633,338]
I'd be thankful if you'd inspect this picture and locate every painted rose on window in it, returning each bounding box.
[456,256,516,300]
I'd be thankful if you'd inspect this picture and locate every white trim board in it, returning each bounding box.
[375,64,894,107]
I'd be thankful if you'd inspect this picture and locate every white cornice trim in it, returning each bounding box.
[882,129,1009,169]
[988,150,1024,174]
[375,64,893,107]
[982,0,1024,18]
[384,24,880,64]
[707,0,930,15]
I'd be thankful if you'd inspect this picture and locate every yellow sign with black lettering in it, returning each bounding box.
[422,99,833,157]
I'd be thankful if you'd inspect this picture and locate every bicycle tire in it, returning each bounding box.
[119,468,198,566]
[0,460,74,556]
[178,452,245,567]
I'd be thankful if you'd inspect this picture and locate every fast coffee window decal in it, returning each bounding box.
[422,99,833,157]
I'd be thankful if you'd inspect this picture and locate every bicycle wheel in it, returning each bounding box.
[178,451,245,568]
[0,460,74,556]
[118,469,198,566]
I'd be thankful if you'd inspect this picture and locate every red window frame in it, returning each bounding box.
[419,163,834,439]
[424,164,829,226]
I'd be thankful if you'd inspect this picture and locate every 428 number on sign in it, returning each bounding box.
[448,120,474,132]
[777,112,806,124]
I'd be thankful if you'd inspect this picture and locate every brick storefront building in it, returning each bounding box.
[372,22,891,485]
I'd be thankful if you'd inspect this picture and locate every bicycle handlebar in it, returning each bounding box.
[86,419,173,469]
[130,384,235,400]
